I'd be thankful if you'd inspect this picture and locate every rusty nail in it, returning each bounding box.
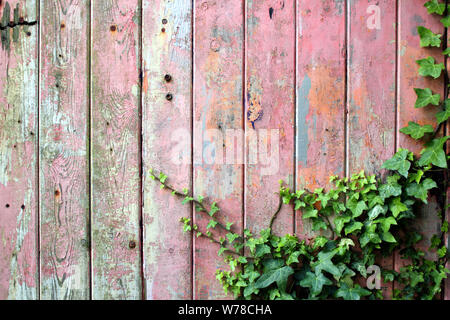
[8,21,14,27]
[166,93,173,101]
[5,204,9,208]
[110,25,117,32]
[26,32,31,37]
[161,28,166,33]
[129,240,136,249]
[164,74,172,82]
[54,190,60,196]
[162,18,168,24]
[19,17,24,24]
[21,204,25,209]
[60,23,65,29]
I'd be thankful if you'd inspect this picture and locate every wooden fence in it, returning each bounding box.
[0,0,448,299]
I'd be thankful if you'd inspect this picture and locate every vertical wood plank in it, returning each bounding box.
[295,0,346,239]
[91,0,142,300]
[142,0,193,300]
[39,0,90,300]
[348,0,396,297]
[193,0,244,300]
[0,0,38,300]
[397,0,442,285]
[245,0,295,236]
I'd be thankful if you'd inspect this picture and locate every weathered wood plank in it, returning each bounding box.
[193,0,244,300]
[295,0,346,239]
[0,0,38,300]
[245,0,295,236]
[397,0,442,286]
[39,0,90,300]
[91,0,142,300]
[348,0,396,297]
[142,0,192,300]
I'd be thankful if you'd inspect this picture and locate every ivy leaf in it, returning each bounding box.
[379,175,402,200]
[425,0,446,15]
[207,219,218,230]
[389,197,408,218]
[417,26,442,47]
[416,57,445,79]
[381,232,397,243]
[255,244,271,258]
[382,148,411,177]
[344,222,364,235]
[418,136,449,168]
[368,205,386,220]
[360,231,381,248]
[313,251,341,278]
[406,178,438,203]
[375,216,397,233]
[208,202,220,216]
[444,48,450,56]
[286,251,302,266]
[441,14,450,27]
[436,100,450,124]
[302,206,318,219]
[254,266,294,291]
[414,88,440,108]
[334,214,352,235]
[400,122,434,139]
[347,199,368,218]
[335,283,371,300]
[299,271,333,297]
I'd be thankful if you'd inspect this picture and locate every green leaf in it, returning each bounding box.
[441,14,450,27]
[208,202,220,216]
[418,136,449,168]
[299,271,333,297]
[286,251,302,266]
[444,48,450,56]
[381,232,397,243]
[225,222,234,231]
[348,199,368,218]
[417,26,442,47]
[382,149,412,177]
[338,238,355,250]
[254,266,294,291]
[400,121,434,139]
[345,222,364,235]
[313,251,341,278]
[406,178,438,203]
[376,216,397,233]
[335,283,371,300]
[334,214,352,235]
[255,244,271,258]
[379,175,402,200]
[425,0,446,15]
[207,219,218,230]
[368,205,385,220]
[360,231,381,248]
[414,88,440,108]
[302,206,318,219]
[417,57,445,79]
[389,197,408,218]
[436,100,450,124]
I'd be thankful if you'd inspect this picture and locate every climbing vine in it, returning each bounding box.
[151,1,450,300]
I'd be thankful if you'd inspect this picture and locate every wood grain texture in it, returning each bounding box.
[348,0,396,298]
[0,0,38,300]
[295,0,346,239]
[39,0,90,300]
[397,0,442,283]
[245,0,295,236]
[193,0,244,300]
[142,0,192,300]
[91,0,142,300]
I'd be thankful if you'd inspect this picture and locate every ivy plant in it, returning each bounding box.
[150,1,450,300]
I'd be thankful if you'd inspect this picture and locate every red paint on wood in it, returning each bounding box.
[295,0,346,239]
[91,0,142,300]
[142,0,193,300]
[39,0,90,299]
[193,0,244,299]
[348,0,397,298]
[245,0,295,237]
[0,0,38,300]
